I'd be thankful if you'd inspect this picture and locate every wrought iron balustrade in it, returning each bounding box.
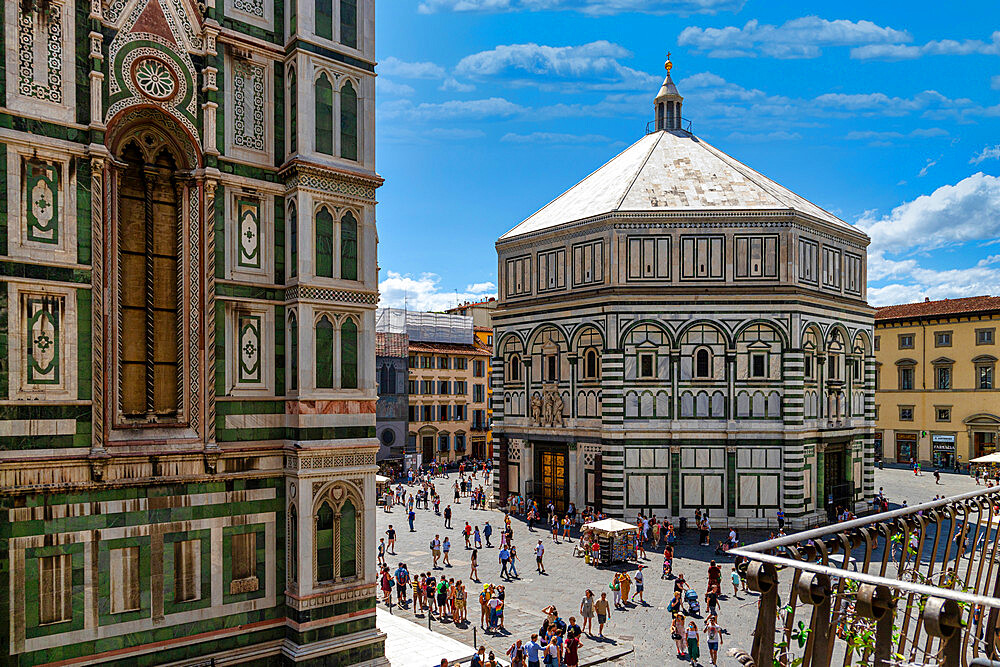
[731,486,1000,667]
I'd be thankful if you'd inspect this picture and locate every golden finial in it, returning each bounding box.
[665,52,672,73]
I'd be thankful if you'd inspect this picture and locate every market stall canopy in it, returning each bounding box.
[375,475,391,483]
[582,518,639,533]
[970,453,1000,464]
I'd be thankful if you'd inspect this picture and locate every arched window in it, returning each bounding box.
[340,81,358,161]
[508,354,521,382]
[315,73,333,155]
[584,348,599,380]
[287,200,297,278]
[341,318,358,389]
[315,0,333,40]
[340,210,358,280]
[288,312,299,391]
[316,502,334,582]
[388,365,397,393]
[316,316,334,388]
[378,364,389,395]
[695,349,711,379]
[288,505,298,583]
[340,0,357,48]
[315,206,333,278]
[339,500,357,578]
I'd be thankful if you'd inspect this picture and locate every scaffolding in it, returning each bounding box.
[375,308,473,344]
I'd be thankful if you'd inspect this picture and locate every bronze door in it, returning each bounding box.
[539,450,568,515]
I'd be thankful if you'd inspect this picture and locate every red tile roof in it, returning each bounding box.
[876,296,1000,322]
[376,332,409,357]
[474,326,493,333]
[408,340,492,356]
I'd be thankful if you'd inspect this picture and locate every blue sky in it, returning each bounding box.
[373,0,1000,310]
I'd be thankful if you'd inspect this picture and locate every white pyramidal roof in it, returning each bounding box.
[500,129,850,240]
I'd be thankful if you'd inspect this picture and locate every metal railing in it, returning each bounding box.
[645,118,693,134]
[731,485,1000,667]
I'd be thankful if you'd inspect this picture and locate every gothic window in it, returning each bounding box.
[315,0,333,40]
[342,317,358,389]
[695,349,711,379]
[340,81,358,161]
[339,500,357,578]
[316,502,334,582]
[340,0,358,48]
[24,159,59,245]
[315,206,334,278]
[288,68,297,153]
[316,316,334,388]
[379,364,389,395]
[288,0,297,33]
[118,144,180,420]
[288,312,299,391]
[341,210,358,280]
[315,73,334,155]
[38,554,72,625]
[287,200,297,278]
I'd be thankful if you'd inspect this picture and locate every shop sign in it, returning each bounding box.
[933,434,956,450]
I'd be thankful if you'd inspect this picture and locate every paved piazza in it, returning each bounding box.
[376,467,977,665]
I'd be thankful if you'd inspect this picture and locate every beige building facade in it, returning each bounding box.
[875,296,1000,468]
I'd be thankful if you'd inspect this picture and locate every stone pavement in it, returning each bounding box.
[375,467,978,666]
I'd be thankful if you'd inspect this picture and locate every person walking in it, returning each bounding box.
[471,548,480,582]
[580,589,595,635]
[632,565,645,603]
[670,613,686,658]
[408,508,416,532]
[704,617,723,666]
[443,536,452,566]
[509,543,520,578]
[610,573,622,608]
[431,534,442,569]
[731,567,742,598]
[594,592,611,637]
[484,522,493,547]
[378,538,387,566]
[474,526,483,549]
[445,504,453,529]
[464,522,473,548]
[620,571,631,606]
[386,526,397,553]
[686,621,701,666]
[536,540,546,573]
[499,545,512,579]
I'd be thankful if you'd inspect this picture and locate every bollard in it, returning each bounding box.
[473,627,477,649]
[429,612,432,630]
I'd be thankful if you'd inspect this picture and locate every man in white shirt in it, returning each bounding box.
[535,540,546,573]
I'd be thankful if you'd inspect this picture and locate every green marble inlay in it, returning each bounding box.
[97,536,152,626]
[222,523,267,605]
[163,529,212,615]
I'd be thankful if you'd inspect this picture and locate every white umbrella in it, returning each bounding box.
[970,453,1000,464]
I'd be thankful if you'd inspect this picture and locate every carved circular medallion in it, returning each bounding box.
[132,56,178,101]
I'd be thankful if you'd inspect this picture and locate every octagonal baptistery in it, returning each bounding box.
[491,60,876,529]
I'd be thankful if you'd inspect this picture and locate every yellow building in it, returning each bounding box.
[875,296,1000,468]
[474,326,495,458]
[408,337,493,465]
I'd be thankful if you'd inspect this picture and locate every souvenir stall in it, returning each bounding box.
[581,518,639,566]
[375,475,391,506]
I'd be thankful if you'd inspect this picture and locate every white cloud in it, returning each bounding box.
[379,97,525,121]
[418,0,744,17]
[501,131,614,144]
[993,75,1000,90]
[918,158,938,177]
[440,77,476,92]
[857,173,1000,253]
[377,79,416,97]
[725,130,801,142]
[971,145,1000,164]
[380,56,447,79]
[455,41,658,90]
[850,31,1000,60]
[867,253,1000,306]
[379,126,487,145]
[378,272,497,311]
[678,16,910,59]
[845,128,948,141]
